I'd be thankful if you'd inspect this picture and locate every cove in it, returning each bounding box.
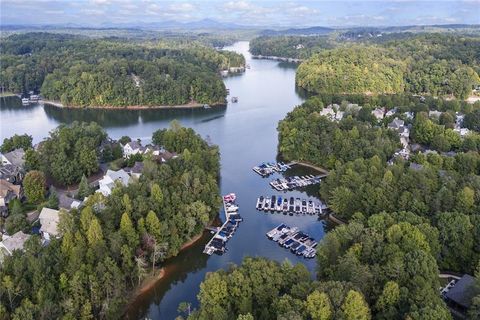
[0,41,331,319]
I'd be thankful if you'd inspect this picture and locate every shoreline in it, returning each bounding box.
[42,100,226,110]
[252,54,303,63]
[125,231,206,305]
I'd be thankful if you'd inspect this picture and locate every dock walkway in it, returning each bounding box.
[256,195,329,216]
[203,193,243,255]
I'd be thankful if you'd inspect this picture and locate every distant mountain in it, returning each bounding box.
[260,26,334,36]
[99,19,248,30]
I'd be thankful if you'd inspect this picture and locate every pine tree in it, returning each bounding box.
[341,290,371,320]
[77,175,92,200]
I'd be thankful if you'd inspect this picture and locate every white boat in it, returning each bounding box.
[21,98,29,105]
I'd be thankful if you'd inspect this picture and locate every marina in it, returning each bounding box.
[203,193,243,255]
[252,161,294,177]
[266,224,317,258]
[269,174,325,191]
[256,195,329,215]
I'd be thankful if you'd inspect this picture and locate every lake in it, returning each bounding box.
[0,41,330,319]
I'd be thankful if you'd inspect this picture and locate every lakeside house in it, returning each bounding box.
[1,148,25,167]
[39,207,61,241]
[97,169,131,196]
[0,179,22,217]
[320,104,344,122]
[122,141,143,158]
[385,107,398,118]
[0,231,31,260]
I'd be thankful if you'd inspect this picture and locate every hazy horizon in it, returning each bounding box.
[1,0,479,28]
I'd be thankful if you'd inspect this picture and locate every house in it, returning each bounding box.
[371,108,385,120]
[58,193,82,210]
[96,169,131,196]
[455,113,465,128]
[0,179,22,217]
[122,141,142,158]
[0,164,24,184]
[127,161,144,179]
[143,144,162,156]
[1,148,25,167]
[0,231,31,257]
[454,128,470,137]
[346,103,361,112]
[335,111,345,121]
[428,110,442,119]
[385,107,398,118]
[154,150,178,163]
[319,106,336,120]
[443,274,478,315]
[39,207,61,240]
[404,111,415,120]
[388,118,405,130]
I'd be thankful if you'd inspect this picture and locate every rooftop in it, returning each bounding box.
[0,231,31,254]
[39,207,61,236]
[445,274,478,309]
[1,148,25,167]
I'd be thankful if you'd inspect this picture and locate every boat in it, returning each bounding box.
[270,195,276,211]
[256,196,264,210]
[231,97,238,103]
[203,104,211,109]
[21,98,29,105]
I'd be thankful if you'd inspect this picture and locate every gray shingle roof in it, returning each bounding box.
[445,274,477,309]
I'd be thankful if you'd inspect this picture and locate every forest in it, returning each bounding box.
[0,122,222,319]
[0,33,245,107]
[251,33,480,99]
[185,208,475,320]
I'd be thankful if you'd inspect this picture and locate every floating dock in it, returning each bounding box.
[270,174,327,191]
[266,224,317,258]
[256,195,328,216]
[203,193,243,255]
[252,162,295,177]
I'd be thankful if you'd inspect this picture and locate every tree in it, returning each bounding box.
[47,190,59,209]
[120,212,138,249]
[306,290,333,320]
[340,290,371,320]
[77,175,92,200]
[0,134,32,153]
[145,210,162,243]
[22,170,46,204]
[468,296,480,320]
[118,136,131,145]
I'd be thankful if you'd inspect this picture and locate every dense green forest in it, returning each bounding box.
[0,122,222,319]
[0,33,245,107]
[185,209,465,320]
[251,33,480,98]
[278,98,400,169]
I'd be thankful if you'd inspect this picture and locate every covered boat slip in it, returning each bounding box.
[256,195,329,216]
[266,223,317,259]
[203,193,243,255]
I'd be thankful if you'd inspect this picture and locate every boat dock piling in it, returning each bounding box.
[266,223,317,258]
[203,193,243,255]
[256,195,329,216]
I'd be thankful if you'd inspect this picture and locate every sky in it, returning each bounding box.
[1,0,479,28]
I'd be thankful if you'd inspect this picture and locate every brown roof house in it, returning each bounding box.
[0,179,22,217]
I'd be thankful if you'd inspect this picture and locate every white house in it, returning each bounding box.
[122,141,142,158]
[335,111,345,121]
[404,112,415,120]
[96,169,131,196]
[0,231,31,257]
[371,108,385,120]
[319,106,336,120]
[454,128,470,137]
[39,208,61,241]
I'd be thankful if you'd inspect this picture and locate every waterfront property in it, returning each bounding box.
[256,195,328,216]
[96,169,132,196]
[441,274,477,316]
[266,223,317,258]
[203,193,243,255]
